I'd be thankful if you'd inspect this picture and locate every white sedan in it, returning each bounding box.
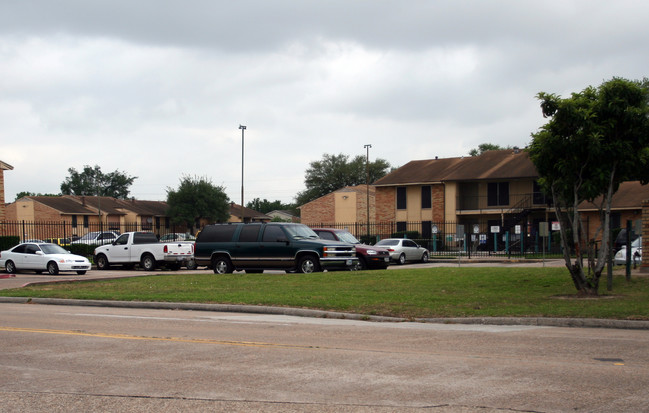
[0,242,91,275]
[614,236,642,266]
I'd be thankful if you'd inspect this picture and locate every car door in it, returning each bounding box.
[231,224,262,267]
[402,240,420,261]
[7,244,27,268]
[109,233,131,263]
[23,244,45,270]
[258,225,292,268]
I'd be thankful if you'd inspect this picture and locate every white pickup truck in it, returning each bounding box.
[93,231,194,271]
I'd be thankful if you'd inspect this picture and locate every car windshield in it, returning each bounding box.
[336,231,361,244]
[79,232,100,241]
[39,244,69,254]
[283,224,318,239]
[376,239,399,246]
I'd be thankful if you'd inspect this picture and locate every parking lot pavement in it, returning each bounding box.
[0,267,200,290]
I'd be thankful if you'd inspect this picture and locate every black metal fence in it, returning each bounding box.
[0,219,565,257]
[305,220,564,257]
[0,220,190,245]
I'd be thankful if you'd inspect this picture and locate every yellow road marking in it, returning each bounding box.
[0,326,318,349]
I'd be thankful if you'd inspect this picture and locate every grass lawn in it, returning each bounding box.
[2,267,648,320]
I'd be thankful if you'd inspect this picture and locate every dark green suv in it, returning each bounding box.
[194,223,358,274]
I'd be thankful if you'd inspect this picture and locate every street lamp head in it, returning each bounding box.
[239,125,247,130]
[364,144,372,149]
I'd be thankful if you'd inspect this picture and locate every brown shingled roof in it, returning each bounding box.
[580,181,649,211]
[117,199,169,216]
[63,196,127,215]
[27,196,96,215]
[373,149,538,186]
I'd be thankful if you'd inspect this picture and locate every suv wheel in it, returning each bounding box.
[297,254,321,274]
[213,256,233,274]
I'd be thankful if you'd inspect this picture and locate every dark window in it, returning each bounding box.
[155,217,160,229]
[396,221,407,232]
[198,225,238,242]
[262,226,286,242]
[238,225,261,242]
[83,215,89,228]
[134,232,157,244]
[610,213,621,230]
[396,187,407,210]
[421,186,432,209]
[115,234,129,245]
[25,244,39,254]
[165,217,170,229]
[12,245,26,253]
[532,181,547,205]
[487,182,509,206]
[316,231,336,241]
[71,216,78,228]
[422,221,432,238]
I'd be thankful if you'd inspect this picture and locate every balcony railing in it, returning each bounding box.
[456,192,549,213]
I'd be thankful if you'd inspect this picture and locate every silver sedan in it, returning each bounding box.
[374,238,429,265]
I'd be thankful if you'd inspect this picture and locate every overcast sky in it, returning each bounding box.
[2,1,648,206]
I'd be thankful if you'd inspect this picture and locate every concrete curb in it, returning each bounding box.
[2,296,649,330]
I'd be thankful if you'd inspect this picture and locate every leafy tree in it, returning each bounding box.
[469,143,513,156]
[529,77,649,295]
[246,198,297,215]
[15,191,59,201]
[166,175,230,232]
[60,165,137,199]
[296,153,391,206]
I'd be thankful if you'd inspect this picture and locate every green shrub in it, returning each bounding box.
[67,244,96,258]
[0,236,20,251]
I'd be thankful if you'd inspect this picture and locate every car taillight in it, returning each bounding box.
[164,245,168,253]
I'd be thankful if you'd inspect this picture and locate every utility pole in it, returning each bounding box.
[239,125,246,223]
[364,144,372,242]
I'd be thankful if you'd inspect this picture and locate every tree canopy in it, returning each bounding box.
[469,143,513,156]
[246,198,296,215]
[295,153,391,206]
[15,191,59,201]
[529,77,649,295]
[60,165,137,199]
[166,175,230,232]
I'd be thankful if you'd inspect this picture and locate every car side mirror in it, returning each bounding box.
[35,251,44,256]
[277,237,289,244]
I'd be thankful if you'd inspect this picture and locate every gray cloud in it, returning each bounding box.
[1,0,648,204]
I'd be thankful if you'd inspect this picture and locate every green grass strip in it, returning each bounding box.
[2,267,648,320]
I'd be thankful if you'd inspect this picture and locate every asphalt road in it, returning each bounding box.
[1,302,648,412]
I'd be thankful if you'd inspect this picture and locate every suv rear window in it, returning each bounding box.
[199,225,238,242]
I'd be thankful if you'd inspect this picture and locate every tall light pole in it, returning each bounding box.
[239,125,246,223]
[364,144,372,242]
